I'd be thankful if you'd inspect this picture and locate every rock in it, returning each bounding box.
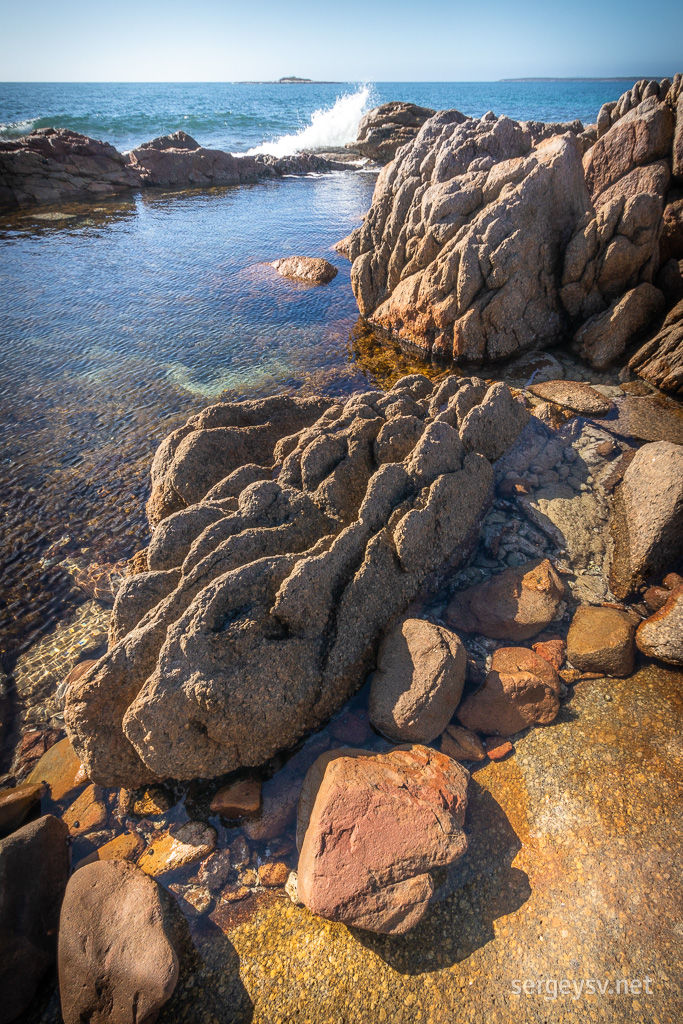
[137,821,216,877]
[609,442,683,598]
[0,128,140,208]
[76,831,144,869]
[132,785,174,817]
[258,861,290,887]
[270,256,338,284]
[0,815,69,1024]
[285,870,301,904]
[0,782,43,837]
[10,727,62,780]
[484,739,513,760]
[440,723,486,762]
[73,560,128,604]
[532,637,566,671]
[369,618,466,742]
[297,745,469,934]
[660,193,683,265]
[573,284,665,370]
[457,647,562,736]
[65,381,494,787]
[583,98,674,199]
[197,849,232,891]
[350,102,437,163]
[58,860,179,1024]
[528,380,614,416]
[629,298,683,394]
[675,89,683,183]
[445,558,565,641]
[210,777,261,819]
[566,605,636,676]
[635,584,683,664]
[169,881,212,916]
[242,771,302,842]
[602,394,683,444]
[63,783,108,837]
[459,383,530,461]
[26,736,85,803]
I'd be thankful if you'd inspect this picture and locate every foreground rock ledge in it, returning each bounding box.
[63,376,536,787]
[296,745,469,934]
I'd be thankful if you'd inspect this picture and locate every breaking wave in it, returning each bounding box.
[246,86,372,157]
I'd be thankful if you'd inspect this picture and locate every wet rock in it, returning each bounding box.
[459,383,530,461]
[457,647,562,736]
[603,394,683,445]
[169,881,212,916]
[440,723,486,762]
[258,860,290,887]
[132,785,174,817]
[369,618,466,742]
[58,860,179,1024]
[26,736,85,803]
[63,783,108,837]
[484,739,513,760]
[210,777,261,819]
[629,298,683,394]
[528,380,614,416]
[0,782,43,838]
[445,558,565,641]
[65,381,493,787]
[137,821,216,878]
[566,605,636,676]
[10,727,62,780]
[350,102,437,163]
[197,849,232,891]
[297,745,469,934]
[532,637,566,671]
[636,583,683,665]
[0,815,69,1024]
[271,256,338,284]
[610,441,683,598]
[573,284,665,370]
[73,559,128,604]
[76,831,144,869]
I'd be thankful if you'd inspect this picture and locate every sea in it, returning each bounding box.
[0,80,640,665]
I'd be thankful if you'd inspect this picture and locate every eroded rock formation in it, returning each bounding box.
[349,102,436,163]
[63,376,537,787]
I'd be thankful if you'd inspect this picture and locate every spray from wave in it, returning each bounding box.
[246,86,372,157]
[0,117,41,139]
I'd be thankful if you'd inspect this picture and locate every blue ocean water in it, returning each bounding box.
[0,80,640,152]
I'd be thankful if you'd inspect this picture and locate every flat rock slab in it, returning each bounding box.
[529,380,615,415]
[599,394,683,445]
[270,256,338,284]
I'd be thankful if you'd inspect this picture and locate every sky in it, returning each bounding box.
[0,0,680,82]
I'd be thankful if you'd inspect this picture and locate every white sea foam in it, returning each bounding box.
[246,86,372,157]
[0,117,40,138]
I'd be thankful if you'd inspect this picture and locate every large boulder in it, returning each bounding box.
[58,860,179,1024]
[456,647,562,736]
[609,441,683,598]
[369,618,466,742]
[296,745,469,934]
[65,378,497,787]
[350,102,437,163]
[0,815,70,1024]
[125,131,264,188]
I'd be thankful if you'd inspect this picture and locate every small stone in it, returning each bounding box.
[216,884,251,904]
[229,835,250,870]
[75,831,144,869]
[457,647,562,736]
[643,586,671,611]
[258,860,290,887]
[63,784,108,837]
[197,849,232,891]
[238,867,258,887]
[210,778,261,819]
[0,782,43,837]
[566,606,636,676]
[271,256,338,285]
[27,737,85,803]
[440,723,486,762]
[169,882,212,916]
[137,821,216,877]
[285,870,301,905]
[532,637,566,671]
[132,786,174,817]
[485,740,513,761]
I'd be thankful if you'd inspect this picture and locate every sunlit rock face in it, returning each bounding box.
[64,376,534,788]
[343,77,682,370]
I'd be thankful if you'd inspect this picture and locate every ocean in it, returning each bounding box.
[0,79,639,661]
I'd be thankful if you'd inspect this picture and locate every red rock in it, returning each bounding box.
[210,777,261,819]
[258,861,290,887]
[532,637,566,671]
[485,740,513,760]
[11,728,61,778]
[457,647,562,736]
[445,559,565,641]
[643,585,671,611]
[636,584,683,665]
[566,605,636,676]
[297,745,469,935]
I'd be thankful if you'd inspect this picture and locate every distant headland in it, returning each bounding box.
[499,76,662,82]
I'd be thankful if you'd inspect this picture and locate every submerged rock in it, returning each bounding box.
[566,605,636,676]
[58,860,179,1024]
[369,618,466,742]
[528,380,614,415]
[65,378,498,787]
[636,581,683,665]
[457,647,562,736]
[440,723,486,762]
[296,745,469,934]
[270,256,338,284]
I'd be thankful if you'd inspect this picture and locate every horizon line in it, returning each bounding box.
[0,75,674,85]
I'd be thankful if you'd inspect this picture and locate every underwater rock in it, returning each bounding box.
[296,745,469,934]
[528,380,614,415]
[439,723,486,762]
[457,646,562,736]
[636,582,683,665]
[65,377,499,787]
[137,821,216,878]
[270,256,338,284]
[566,605,636,677]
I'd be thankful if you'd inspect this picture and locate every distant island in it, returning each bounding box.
[237,76,343,84]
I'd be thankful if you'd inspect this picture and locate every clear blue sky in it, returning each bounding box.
[1,0,679,82]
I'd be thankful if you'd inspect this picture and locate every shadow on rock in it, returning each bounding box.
[350,778,530,974]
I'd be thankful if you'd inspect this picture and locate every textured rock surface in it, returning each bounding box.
[0,815,69,1024]
[528,380,614,415]
[350,102,437,163]
[440,723,486,762]
[296,745,469,934]
[271,256,338,284]
[445,558,565,640]
[572,283,665,369]
[0,782,42,837]
[137,821,216,877]
[566,605,636,676]
[457,647,562,736]
[58,860,179,1024]
[369,618,466,742]
[65,378,499,787]
[610,441,683,598]
[636,583,683,664]
[629,298,683,393]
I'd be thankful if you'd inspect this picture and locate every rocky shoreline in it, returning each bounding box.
[1,78,683,1023]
